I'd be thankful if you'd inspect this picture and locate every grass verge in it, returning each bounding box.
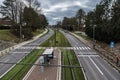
[0,30,19,42]
[62,50,85,80]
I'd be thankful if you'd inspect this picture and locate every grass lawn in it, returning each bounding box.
[32,29,45,36]
[0,29,46,43]
[0,30,19,42]
[76,33,90,40]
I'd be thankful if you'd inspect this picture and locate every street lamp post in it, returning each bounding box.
[93,25,96,49]
[20,25,22,42]
[77,18,79,31]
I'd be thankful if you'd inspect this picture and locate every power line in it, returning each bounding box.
[0,62,83,68]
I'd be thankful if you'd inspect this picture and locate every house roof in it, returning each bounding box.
[0,17,12,26]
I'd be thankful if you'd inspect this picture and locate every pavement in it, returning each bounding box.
[0,29,54,78]
[23,48,61,80]
[60,30,120,80]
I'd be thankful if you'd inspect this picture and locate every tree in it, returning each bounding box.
[76,9,86,30]
[39,14,48,28]
[85,0,113,43]
[111,0,120,42]
[85,11,95,38]
[0,0,16,24]
[62,17,78,31]
[23,7,39,31]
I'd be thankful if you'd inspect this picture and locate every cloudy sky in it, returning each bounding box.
[0,0,100,25]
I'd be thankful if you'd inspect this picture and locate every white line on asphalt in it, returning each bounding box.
[12,52,28,54]
[88,47,91,50]
[78,55,99,57]
[77,47,79,50]
[85,47,88,50]
[79,47,82,50]
[82,47,85,50]
[89,57,104,75]
[22,60,39,80]
[4,59,9,62]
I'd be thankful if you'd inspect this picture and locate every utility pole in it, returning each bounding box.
[20,25,22,42]
[93,25,96,49]
[55,26,57,47]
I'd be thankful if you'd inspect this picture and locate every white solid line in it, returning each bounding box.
[89,57,104,75]
[78,55,99,57]
[23,60,39,80]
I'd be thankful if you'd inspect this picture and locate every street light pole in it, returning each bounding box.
[93,25,96,49]
[20,25,22,42]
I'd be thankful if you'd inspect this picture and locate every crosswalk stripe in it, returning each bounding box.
[88,47,91,50]
[85,47,88,49]
[79,47,82,50]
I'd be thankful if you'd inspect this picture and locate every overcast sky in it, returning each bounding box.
[0,0,100,25]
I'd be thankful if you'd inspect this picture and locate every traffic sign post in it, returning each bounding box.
[110,41,114,52]
[110,41,114,48]
[39,56,44,73]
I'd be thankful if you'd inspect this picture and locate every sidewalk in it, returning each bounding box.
[0,29,48,57]
[23,48,61,80]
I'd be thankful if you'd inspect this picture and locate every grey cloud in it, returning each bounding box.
[40,0,100,25]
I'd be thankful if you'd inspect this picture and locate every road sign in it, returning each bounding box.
[39,56,44,73]
[39,56,44,64]
[110,41,114,48]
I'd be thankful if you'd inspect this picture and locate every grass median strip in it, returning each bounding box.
[1,49,44,80]
[63,50,73,80]
[62,50,85,80]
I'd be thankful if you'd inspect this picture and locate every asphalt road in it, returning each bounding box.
[61,30,120,80]
[0,29,54,78]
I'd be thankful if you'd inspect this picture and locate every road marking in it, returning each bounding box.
[78,55,99,57]
[89,57,104,75]
[77,47,79,50]
[12,52,29,54]
[87,47,91,50]
[82,47,84,50]
[23,60,39,80]
[78,47,81,50]
[85,47,88,50]
[4,59,9,62]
